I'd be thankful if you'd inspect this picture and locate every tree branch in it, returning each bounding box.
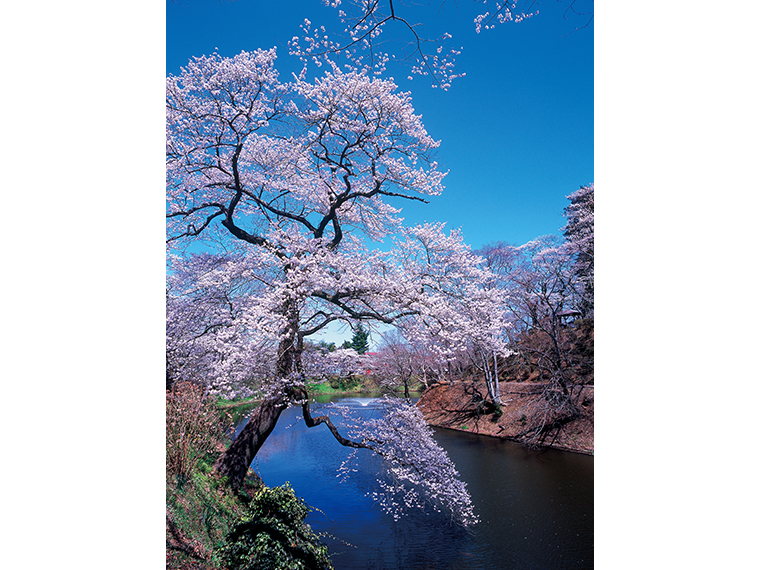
[310,289,418,324]
[292,387,374,450]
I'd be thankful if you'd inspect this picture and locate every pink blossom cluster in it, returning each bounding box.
[166,49,521,526]
[285,0,541,88]
[334,396,479,526]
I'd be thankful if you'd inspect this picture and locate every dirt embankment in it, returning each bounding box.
[417,381,594,454]
[417,319,595,454]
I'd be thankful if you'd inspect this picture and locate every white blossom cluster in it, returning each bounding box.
[474,1,536,33]
[167,49,444,247]
[476,183,595,339]
[287,0,545,88]
[167,49,505,523]
[166,251,283,398]
[335,396,479,527]
[389,223,510,367]
[563,183,594,312]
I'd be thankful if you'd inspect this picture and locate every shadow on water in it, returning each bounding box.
[235,396,593,570]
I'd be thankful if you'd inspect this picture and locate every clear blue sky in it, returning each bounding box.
[166,0,593,251]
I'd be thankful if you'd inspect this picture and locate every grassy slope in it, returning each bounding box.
[166,447,262,569]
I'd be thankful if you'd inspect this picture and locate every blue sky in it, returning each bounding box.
[166,0,593,251]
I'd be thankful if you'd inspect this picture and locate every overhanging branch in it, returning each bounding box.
[292,387,374,450]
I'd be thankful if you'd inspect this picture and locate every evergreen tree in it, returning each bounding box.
[349,324,370,355]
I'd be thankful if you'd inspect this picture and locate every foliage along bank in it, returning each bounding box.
[166,382,334,570]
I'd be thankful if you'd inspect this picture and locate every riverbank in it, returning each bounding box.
[215,381,593,455]
[417,381,594,455]
[167,382,336,570]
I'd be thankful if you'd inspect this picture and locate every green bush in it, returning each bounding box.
[217,483,333,570]
[328,375,363,392]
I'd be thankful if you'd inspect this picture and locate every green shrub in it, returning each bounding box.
[328,374,363,392]
[217,483,333,570]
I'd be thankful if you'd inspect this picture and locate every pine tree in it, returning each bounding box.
[349,324,370,355]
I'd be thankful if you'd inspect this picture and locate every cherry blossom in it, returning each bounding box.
[335,396,479,526]
[289,0,556,88]
[167,51,492,525]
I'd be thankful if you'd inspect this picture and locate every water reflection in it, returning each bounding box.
[235,395,593,569]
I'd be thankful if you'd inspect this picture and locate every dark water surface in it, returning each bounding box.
[236,395,593,569]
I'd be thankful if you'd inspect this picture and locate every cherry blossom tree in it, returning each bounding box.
[563,183,594,317]
[301,344,366,380]
[391,222,510,406]
[167,50,485,525]
[481,237,579,371]
[166,250,283,397]
[167,49,444,373]
[165,245,482,526]
[478,223,594,443]
[368,330,421,399]
[369,326,477,399]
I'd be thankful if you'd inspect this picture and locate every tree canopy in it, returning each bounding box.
[166,49,496,526]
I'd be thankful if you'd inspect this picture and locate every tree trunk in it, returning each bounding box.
[215,385,371,490]
[549,314,570,396]
[216,296,302,489]
[492,351,502,406]
[214,394,289,489]
[213,288,376,490]
[275,296,301,379]
[481,352,502,406]
[482,353,494,401]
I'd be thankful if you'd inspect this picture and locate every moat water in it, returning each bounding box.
[235,395,593,569]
